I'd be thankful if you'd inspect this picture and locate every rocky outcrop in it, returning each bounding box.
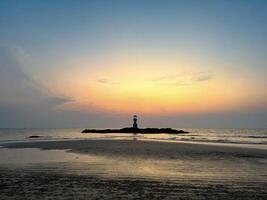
[82,127,189,134]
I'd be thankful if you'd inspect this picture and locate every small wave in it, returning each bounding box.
[176,138,267,145]
[247,136,267,139]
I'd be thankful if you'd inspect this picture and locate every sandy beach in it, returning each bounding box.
[3,139,267,159]
[0,139,267,199]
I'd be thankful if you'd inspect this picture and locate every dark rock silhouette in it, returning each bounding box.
[28,135,42,138]
[82,115,189,134]
[82,128,189,134]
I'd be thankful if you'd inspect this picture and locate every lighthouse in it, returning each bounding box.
[133,115,138,129]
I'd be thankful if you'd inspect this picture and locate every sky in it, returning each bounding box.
[0,0,267,128]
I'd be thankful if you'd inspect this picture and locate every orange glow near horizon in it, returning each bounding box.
[51,56,267,115]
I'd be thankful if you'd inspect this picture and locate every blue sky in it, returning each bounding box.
[0,0,267,128]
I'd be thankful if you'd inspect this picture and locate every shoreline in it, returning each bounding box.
[2,139,267,159]
[1,135,267,150]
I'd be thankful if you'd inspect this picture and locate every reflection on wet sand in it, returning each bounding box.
[0,139,267,199]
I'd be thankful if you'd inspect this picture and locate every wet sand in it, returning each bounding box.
[1,168,267,200]
[3,139,267,159]
[1,139,267,199]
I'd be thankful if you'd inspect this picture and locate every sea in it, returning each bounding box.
[0,128,267,148]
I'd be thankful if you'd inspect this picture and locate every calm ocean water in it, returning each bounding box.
[0,128,267,146]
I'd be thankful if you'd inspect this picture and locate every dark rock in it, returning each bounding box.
[28,135,42,138]
[81,127,189,134]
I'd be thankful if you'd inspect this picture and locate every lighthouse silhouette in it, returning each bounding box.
[132,115,138,129]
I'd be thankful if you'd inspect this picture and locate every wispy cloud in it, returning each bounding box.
[152,71,213,86]
[193,71,213,82]
[0,44,72,106]
[96,78,109,84]
[95,78,119,85]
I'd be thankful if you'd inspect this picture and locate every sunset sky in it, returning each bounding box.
[0,0,267,128]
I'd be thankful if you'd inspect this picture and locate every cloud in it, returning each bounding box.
[195,75,212,82]
[1,45,264,129]
[96,78,109,84]
[95,78,119,85]
[0,44,132,128]
[152,71,213,86]
[194,72,213,82]
[152,74,179,82]
[152,74,188,87]
[0,44,72,107]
